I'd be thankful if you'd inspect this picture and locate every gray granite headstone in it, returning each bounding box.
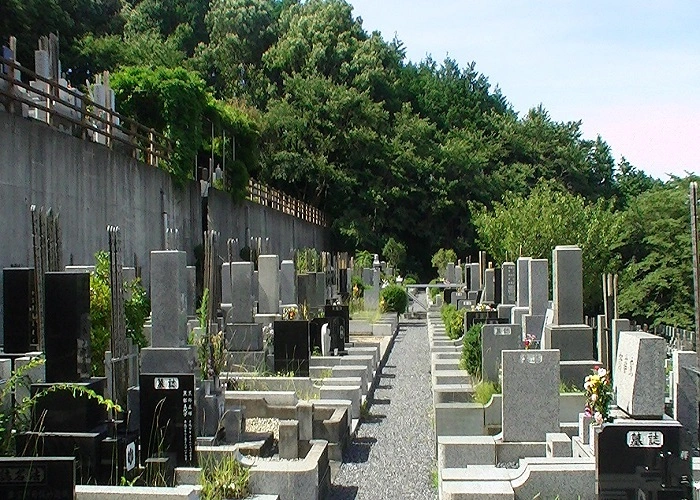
[469,263,480,292]
[150,250,188,347]
[455,265,462,284]
[523,258,548,337]
[552,245,583,325]
[501,262,516,305]
[361,268,373,286]
[258,255,280,314]
[614,330,666,419]
[482,268,495,302]
[481,324,522,383]
[516,257,531,308]
[230,262,254,323]
[280,260,296,305]
[445,262,456,283]
[673,350,699,450]
[502,349,560,442]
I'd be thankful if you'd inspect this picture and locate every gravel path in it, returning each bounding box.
[329,319,437,500]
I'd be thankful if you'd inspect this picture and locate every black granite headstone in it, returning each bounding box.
[44,272,91,383]
[98,431,139,484]
[443,288,457,305]
[595,420,692,498]
[339,270,348,296]
[309,318,326,355]
[139,373,196,467]
[273,320,310,376]
[493,268,502,306]
[325,304,350,344]
[464,310,502,329]
[0,456,75,499]
[3,267,36,353]
[327,317,345,353]
[15,431,103,484]
[30,378,107,432]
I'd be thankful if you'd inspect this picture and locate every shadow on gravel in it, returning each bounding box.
[384,364,396,368]
[342,436,377,463]
[375,384,392,390]
[327,484,359,500]
[379,373,395,379]
[361,413,386,423]
[371,398,391,405]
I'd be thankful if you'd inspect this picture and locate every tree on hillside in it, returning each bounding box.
[615,179,696,328]
[471,180,621,313]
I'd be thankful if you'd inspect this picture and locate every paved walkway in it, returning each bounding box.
[328,319,437,500]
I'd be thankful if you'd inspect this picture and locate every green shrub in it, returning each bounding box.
[90,251,150,376]
[380,284,408,314]
[431,248,457,279]
[354,250,373,270]
[459,322,483,377]
[440,304,464,340]
[403,275,417,285]
[472,380,501,405]
[199,454,250,499]
[351,275,366,298]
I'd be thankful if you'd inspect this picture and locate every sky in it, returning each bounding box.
[348,0,700,180]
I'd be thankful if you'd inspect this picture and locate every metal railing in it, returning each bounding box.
[0,56,173,166]
[1,56,329,227]
[246,179,329,227]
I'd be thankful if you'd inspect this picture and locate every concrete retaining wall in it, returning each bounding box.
[0,111,330,343]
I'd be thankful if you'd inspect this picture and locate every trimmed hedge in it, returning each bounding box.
[380,284,408,314]
[459,322,483,378]
[440,304,464,340]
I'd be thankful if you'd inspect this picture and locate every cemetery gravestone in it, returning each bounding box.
[482,268,495,303]
[481,324,522,383]
[150,251,188,347]
[595,420,692,498]
[325,304,350,344]
[469,263,480,292]
[502,349,560,442]
[445,262,456,283]
[229,262,254,323]
[523,259,548,338]
[44,271,91,383]
[552,245,583,325]
[543,246,595,360]
[280,260,296,305]
[614,331,666,419]
[273,321,310,376]
[0,457,75,500]
[501,262,516,305]
[258,255,280,314]
[493,267,502,306]
[139,373,196,467]
[3,267,36,353]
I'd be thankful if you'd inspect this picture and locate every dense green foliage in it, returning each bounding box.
[382,237,406,271]
[379,284,408,314]
[615,178,697,328]
[2,0,694,326]
[90,251,150,376]
[440,304,464,340]
[472,180,621,313]
[460,322,483,378]
[431,249,458,280]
